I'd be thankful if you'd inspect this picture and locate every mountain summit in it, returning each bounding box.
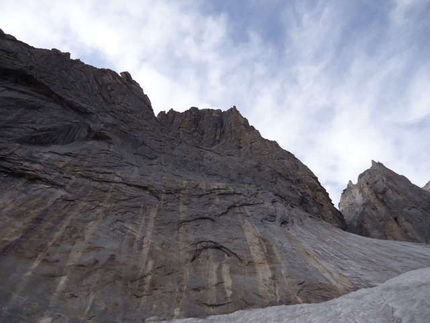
[1,30,430,322]
[340,161,430,243]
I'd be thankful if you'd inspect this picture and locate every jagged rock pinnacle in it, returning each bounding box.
[340,163,430,242]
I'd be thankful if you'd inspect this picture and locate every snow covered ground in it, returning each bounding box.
[164,268,430,323]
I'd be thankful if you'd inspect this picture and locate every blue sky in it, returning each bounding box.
[1,0,429,204]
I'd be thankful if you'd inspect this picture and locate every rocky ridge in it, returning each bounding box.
[339,161,430,243]
[1,30,430,323]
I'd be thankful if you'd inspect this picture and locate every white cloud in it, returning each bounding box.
[1,0,429,204]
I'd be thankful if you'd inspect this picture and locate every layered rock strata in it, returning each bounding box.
[1,30,430,323]
[340,161,430,243]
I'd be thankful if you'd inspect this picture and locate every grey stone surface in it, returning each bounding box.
[1,31,430,323]
[161,268,430,323]
[340,161,430,243]
[423,181,430,192]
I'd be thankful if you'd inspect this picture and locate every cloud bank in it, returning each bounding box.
[1,0,429,203]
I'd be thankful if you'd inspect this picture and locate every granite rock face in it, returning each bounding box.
[339,161,430,243]
[1,30,430,323]
[423,181,430,192]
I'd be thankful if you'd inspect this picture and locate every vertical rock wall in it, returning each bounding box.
[1,30,430,322]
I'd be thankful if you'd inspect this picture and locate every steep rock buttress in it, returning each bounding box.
[339,161,430,243]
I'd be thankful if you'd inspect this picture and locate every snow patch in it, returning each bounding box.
[163,268,430,323]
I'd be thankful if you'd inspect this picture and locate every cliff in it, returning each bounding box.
[1,30,430,322]
[339,161,430,243]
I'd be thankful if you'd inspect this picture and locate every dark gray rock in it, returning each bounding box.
[156,106,346,230]
[340,161,430,243]
[1,31,430,323]
[423,181,430,192]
